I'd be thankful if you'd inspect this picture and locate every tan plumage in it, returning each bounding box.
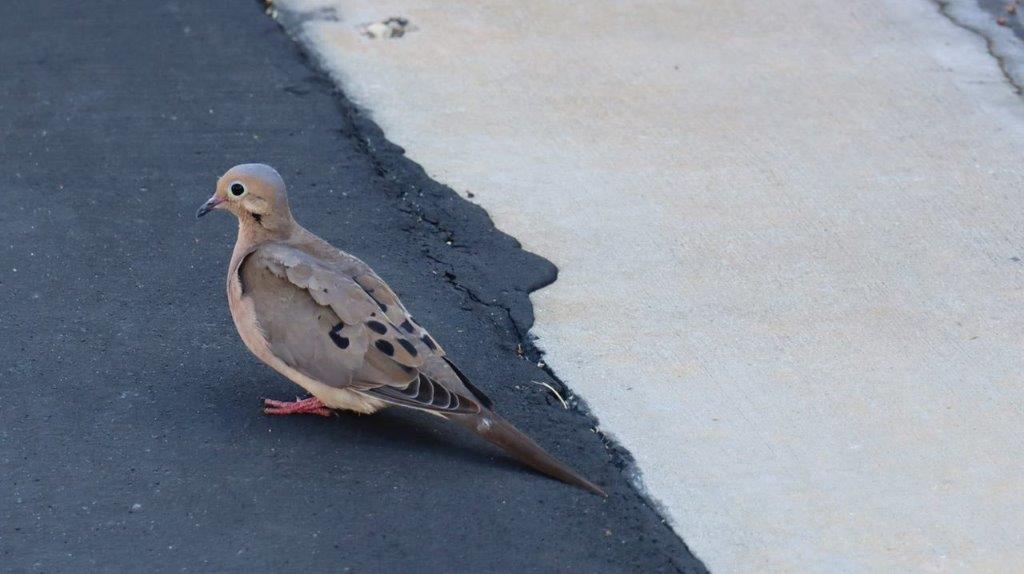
[198,163,605,496]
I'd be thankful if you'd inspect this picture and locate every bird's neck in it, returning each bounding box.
[240,209,295,238]
[232,213,296,257]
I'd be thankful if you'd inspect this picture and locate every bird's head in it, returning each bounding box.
[197,163,294,232]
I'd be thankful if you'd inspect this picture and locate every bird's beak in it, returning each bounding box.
[196,195,226,218]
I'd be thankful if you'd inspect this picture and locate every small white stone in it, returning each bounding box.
[364,22,388,39]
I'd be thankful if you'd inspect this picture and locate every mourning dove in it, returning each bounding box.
[197,164,605,496]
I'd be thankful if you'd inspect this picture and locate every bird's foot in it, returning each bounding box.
[262,396,332,417]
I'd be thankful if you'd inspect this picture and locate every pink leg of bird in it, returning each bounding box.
[263,396,332,417]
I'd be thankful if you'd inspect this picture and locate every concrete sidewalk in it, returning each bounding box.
[274,0,1024,571]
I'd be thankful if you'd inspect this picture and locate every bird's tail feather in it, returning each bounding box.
[447,410,607,497]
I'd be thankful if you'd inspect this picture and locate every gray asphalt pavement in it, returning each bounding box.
[0,0,704,571]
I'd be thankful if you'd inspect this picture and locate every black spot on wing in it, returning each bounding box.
[375,340,395,356]
[397,338,418,357]
[421,334,438,351]
[400,320,414,333]
[328,323,350,349]
[367,320,387,335]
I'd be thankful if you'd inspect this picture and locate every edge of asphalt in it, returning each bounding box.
[261,2,708,571]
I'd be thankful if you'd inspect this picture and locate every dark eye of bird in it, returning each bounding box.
[230,183,245,196]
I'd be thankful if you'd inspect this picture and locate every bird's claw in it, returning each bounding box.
[262,396,333,417]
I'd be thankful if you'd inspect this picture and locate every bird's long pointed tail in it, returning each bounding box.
[447,410,607,497]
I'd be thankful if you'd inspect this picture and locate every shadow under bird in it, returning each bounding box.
[197,163,605,496]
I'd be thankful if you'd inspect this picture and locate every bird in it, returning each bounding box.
[197,163,605,496]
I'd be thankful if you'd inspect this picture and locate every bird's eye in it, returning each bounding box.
[230,182,246,197]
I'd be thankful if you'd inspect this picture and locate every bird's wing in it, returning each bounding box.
[240,242,605,495]
[240,243,482,413]
[350,271,446,356]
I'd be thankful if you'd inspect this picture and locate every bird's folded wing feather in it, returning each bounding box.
[240,243,485,414]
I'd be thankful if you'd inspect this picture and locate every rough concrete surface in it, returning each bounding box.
[0,0,705,571]
[272,0,1024,571]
